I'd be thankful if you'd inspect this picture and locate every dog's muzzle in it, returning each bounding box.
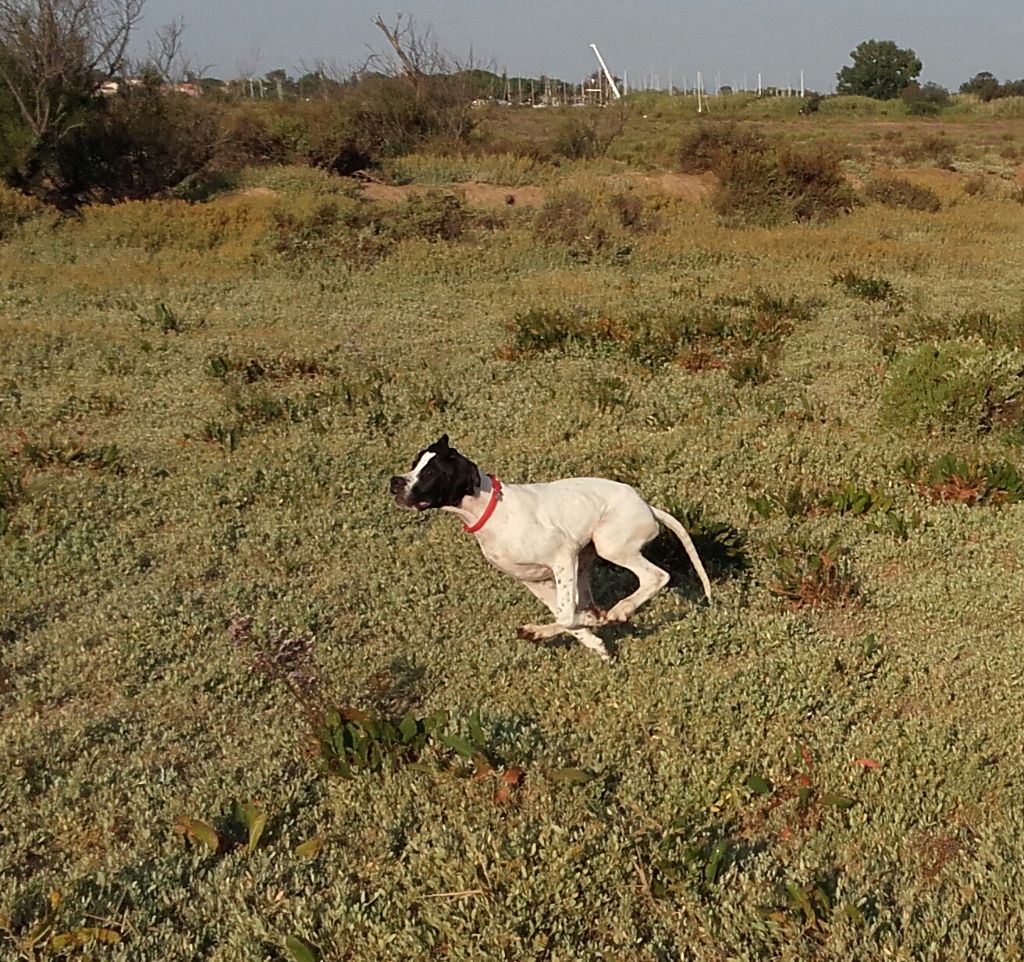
[390,476,424,510]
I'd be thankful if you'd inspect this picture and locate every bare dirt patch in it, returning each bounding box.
[359,172,715,209]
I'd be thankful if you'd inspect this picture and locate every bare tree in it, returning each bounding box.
[143,15,205,83]
[0,0,144,143]
[366,14,489,145]
[234,44,264,98]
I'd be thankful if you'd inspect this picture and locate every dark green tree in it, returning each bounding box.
[900,81,950,116]
[960,71,1000,101]
[836,40,922,100]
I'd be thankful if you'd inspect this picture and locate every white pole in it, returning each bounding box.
[590,44,622,99]
[800,70,805,97]
[757,72,762,96]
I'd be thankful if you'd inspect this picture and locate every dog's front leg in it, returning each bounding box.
[552,552,601,629]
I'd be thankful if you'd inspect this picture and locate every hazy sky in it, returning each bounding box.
[136,0,1023,93]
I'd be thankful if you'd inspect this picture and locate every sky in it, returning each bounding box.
[135,0,1023,93]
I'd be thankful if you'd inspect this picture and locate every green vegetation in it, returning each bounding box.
[2,99,1024,962]
[836,40,923,100]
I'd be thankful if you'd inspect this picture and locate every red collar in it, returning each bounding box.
[463,476,502,533]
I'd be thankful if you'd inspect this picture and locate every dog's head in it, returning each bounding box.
[389,435,480,511]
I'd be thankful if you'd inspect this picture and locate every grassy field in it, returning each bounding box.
[3,102,1024,960]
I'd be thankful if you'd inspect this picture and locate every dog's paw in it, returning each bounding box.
[602,604,632,625]
[517,624,544,642]
[577,607,606,627]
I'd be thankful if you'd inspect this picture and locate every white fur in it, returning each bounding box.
[444,472,711,660]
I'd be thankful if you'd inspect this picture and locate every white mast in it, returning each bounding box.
[590,44,622,99]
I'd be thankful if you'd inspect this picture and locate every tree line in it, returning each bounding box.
[1,3,1021,210]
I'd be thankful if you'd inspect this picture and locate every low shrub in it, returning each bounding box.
[896,132,955,166]
[388,190,469,241]
[768,538,858,609]
[881,341,1024,433]
[832,271,902,309]
[865,177,942,212]
[506,288,813,367]
[677,121,768,174]
[711,147,855,227]
[900,454,1024,505]
[47,83,221,207]
[0,185,43,239]
[533,190,609,254]
[270,190,470,266]
[900,84,952,118]
[644,503,749,582]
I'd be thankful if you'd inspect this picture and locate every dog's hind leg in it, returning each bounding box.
[517,580,610,660]
[593,520,670,624]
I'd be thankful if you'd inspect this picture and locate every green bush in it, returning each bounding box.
[880,341,1024,433]
[41,83,220,206]
[865,177,942,212]
[832,270,902,308]
[900,83,952,117]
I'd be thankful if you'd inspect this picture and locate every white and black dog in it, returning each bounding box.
[390,436,711,660]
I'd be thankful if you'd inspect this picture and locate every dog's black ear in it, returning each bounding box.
[453,452,480,500]
[437,434,450,449]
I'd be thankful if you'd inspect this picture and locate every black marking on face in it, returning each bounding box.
[390,435,480,511]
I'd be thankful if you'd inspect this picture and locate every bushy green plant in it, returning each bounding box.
[44,83,220,206]
[646,503,749,581]
[900,83,952,117]
[900,453,1024,504]
[387,190,469,241]
[533,189,609,253]
[832,270,901,307]
[881,341,1024,433]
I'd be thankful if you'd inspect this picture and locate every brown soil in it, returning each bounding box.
[358,172,715,209]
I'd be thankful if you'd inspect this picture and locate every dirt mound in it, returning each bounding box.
[629,172,718,199]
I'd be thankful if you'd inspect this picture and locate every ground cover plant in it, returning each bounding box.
[2,105,1024,961]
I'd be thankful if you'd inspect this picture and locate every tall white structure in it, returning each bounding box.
[590,44,622,99]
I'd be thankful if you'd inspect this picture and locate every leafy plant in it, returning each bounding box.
[768,538,858,609]
[818,482,895,516]
[832,270,901,308]
[14,434,123,472]
[881,341,1024,433]
[728,350,774,385]
[137,302,186,334]
[762,872,864,941]
[311,706,503,779]
[651,826,735,900]
[900,453,1024,505]
[0,890,121,958]
[644,503,749,581]
[0,459,23,536]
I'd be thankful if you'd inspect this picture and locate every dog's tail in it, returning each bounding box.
[651,507,712,602]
